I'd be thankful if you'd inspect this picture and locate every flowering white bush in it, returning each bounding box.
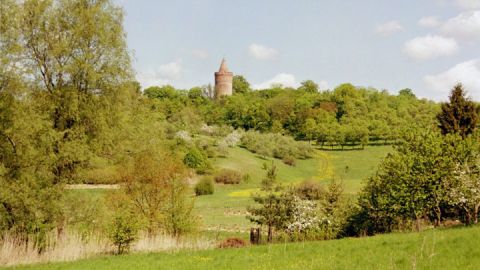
[222,130,243,147]
[287,196,325,233]
[200,124,215,135]
[447,161,480,223]
[174,130,191,142]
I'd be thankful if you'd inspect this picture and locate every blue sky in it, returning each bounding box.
[116,0,480,101]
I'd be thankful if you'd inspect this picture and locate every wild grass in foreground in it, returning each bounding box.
[8,225,480,270]
[0,231,212,267]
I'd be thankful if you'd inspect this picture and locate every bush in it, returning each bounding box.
[283,156,296,166]
[241,131,313,160]
[214,169,243,184]
[217,237,247,248]
[107,202,140,255]
[183,147,210,173]
[194,177,214,196]
[295,180,324,200]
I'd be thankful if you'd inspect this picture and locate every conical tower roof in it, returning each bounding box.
[218,58,230,73]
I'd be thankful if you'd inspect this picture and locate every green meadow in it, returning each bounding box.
[65,145,391,232]
[195,145,390,230]
[10,225,480,270]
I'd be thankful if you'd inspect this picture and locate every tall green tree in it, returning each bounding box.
[232,75,250,94]
[298,80,319,93]
[437,84,477,138]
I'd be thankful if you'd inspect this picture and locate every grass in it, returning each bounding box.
[65,146,390,231]
[9,225,480,270]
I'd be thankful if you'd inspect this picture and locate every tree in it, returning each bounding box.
[232,75,250,94]
[356,128,456,233]
[122,152,195,235]
[298,80,319,93]
[107,193,140,254]
[247,192,295,242]
[437,84,477,138]
[261,161,278,191]
[398,88,416,99]
[144,85,178,100]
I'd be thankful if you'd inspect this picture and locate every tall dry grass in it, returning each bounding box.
[0,231,213,267]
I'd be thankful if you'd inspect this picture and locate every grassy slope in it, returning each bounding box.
[195,146,390,230]
[11,225,480,270]
[66,146,390,231]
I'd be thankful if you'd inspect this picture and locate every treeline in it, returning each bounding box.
[144,80,440,149]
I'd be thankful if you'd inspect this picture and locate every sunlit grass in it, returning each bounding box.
[10,225,480,270]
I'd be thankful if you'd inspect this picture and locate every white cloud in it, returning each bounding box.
[191,49,208,59]
[375,21,403,37]
[318,80,329,90]
[253,73,299,89]
[136,60,183,88]
[455,0,480,9]
[441,10,480,41]
[424,59,480,100]
[248,43,279,60]
[418,16,441,28]
[403,35,458,60]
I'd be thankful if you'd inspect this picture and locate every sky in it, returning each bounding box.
[115,0,480,101]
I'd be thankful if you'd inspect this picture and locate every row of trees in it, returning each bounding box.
[144,80,440,149]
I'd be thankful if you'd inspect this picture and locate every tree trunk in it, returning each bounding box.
[463,206,471,225]
[474,203,479,224]
[267,226,273,242]
[415,218,421,231]
[434,206,442,227]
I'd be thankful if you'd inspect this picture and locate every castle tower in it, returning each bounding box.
[214,58,233,98]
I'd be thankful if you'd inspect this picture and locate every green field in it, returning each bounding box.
[195,145,390,230]
[10,225,480,270]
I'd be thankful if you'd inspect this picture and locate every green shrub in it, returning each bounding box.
[194,177,214,196]
[214,169,243,184]
[183,147,210,173]
[241,131,313,160]
[282,156,296,166]
[107,208,140,255]
[295,180,324,200]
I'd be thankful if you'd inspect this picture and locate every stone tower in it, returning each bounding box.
[214,58,233,98]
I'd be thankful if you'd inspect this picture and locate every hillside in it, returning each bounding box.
[10,225,480,270]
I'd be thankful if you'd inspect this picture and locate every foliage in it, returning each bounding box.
[194,177,215,196]
[260,161,278,191]
[214,169,243,185]
[247,191,295,242]
[107,206,140,254]
[295,180,324,200]
[241,131,313,160]
[352,128,470,235]
[183,147,210,173]
[286,196,321,233]
[122,152,196,236]
[437,84,477,138]
[232,75,250,94]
